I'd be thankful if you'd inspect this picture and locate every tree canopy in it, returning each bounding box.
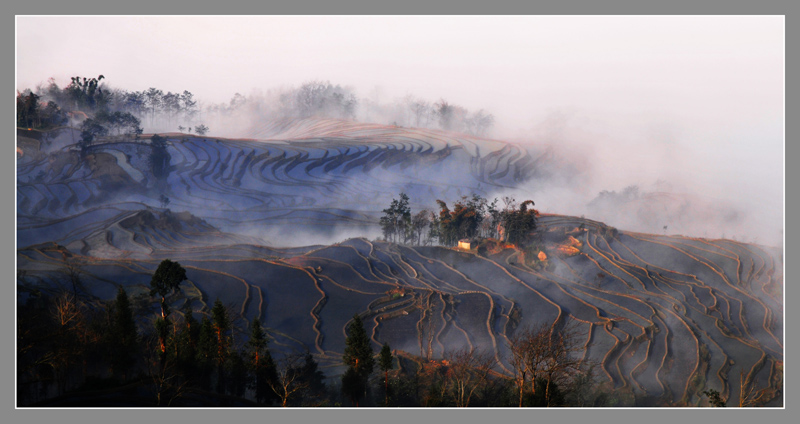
[149,259,187,318]
[342,314,375,406]
[380,192,412,243]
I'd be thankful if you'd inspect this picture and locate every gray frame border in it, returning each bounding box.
[6,2,790,424]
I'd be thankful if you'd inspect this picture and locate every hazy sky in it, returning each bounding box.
[16,16,783,125]
[15,15,784,242]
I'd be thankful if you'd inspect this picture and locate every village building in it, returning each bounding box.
[458,239,477,250]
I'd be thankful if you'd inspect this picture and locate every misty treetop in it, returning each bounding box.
[16,91,68,130]
[20,76,496,139]
[22,75,206,135]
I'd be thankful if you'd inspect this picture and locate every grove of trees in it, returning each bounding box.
[379,192,539,248]
[20,76,495,142]
[20,75,209,142]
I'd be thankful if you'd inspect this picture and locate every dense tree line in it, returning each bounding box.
[279,81,358,120]
[14,282,613,407]
[21,76,495,140]
[23,75,207,137]
[379,193,539,247]
[16,91,68,129]
[16,259,317,407]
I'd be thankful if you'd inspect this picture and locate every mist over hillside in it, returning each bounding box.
[19,73,783,247]
[15,114,784,407]
[16,16,782,408]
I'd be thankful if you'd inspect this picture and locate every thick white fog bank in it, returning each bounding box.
[501,108,783,246]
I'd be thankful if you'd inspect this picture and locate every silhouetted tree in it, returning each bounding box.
[379,343,393,406]
[78,118,108,156]
[196,316,216,391]
[443,348,495,407]
[530,377,564,407]
[109,287,138,380]
[175,303,199,384]
[211,299,231,393]
[270,352,309,407]
[144,87,164,127]
[703,388,726,407]
[342,314,375,406]
[245,318,278,404]
[226,350,248,397]
[95,110,142,137]
[296,352,326,405]
[411,210,432,246]
[149,260,187,319]
[380,193,411,243]
[16,91,68,129]
[150,259,187,366]
[65,75,106,111]
[149,134,171,180]
[499,197,538,245]
[433,195,488,246]
[194,124,209,136]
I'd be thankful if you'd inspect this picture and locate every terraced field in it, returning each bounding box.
[16,120,783,406]
[18,119,541,245]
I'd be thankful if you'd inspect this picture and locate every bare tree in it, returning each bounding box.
[269,352,309,407]
[540,321,585,406]
[738,369,764,407]
[507,322,552,407]
[45,290,88,395]
[443,348,495,407]
[408,98,432,128]
[60,252,87,298]
[465,109,495,137]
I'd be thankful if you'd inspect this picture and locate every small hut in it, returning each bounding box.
[458,239,477,250]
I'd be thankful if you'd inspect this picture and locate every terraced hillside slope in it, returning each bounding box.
[18,119,544,246]
[16,120,783,406]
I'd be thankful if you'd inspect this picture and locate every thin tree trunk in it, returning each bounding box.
[545,373,552,407]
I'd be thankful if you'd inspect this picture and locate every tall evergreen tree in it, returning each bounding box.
[149,259,187,367]
[342,314,375,406]
[226,350,248,397]
[196,316,216,391]
[246,318,278,404]
[176,303,199,383]
[297,352,326,404]
[211,299,231,393]
[109,287,138,380]
[379,343,394,406]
